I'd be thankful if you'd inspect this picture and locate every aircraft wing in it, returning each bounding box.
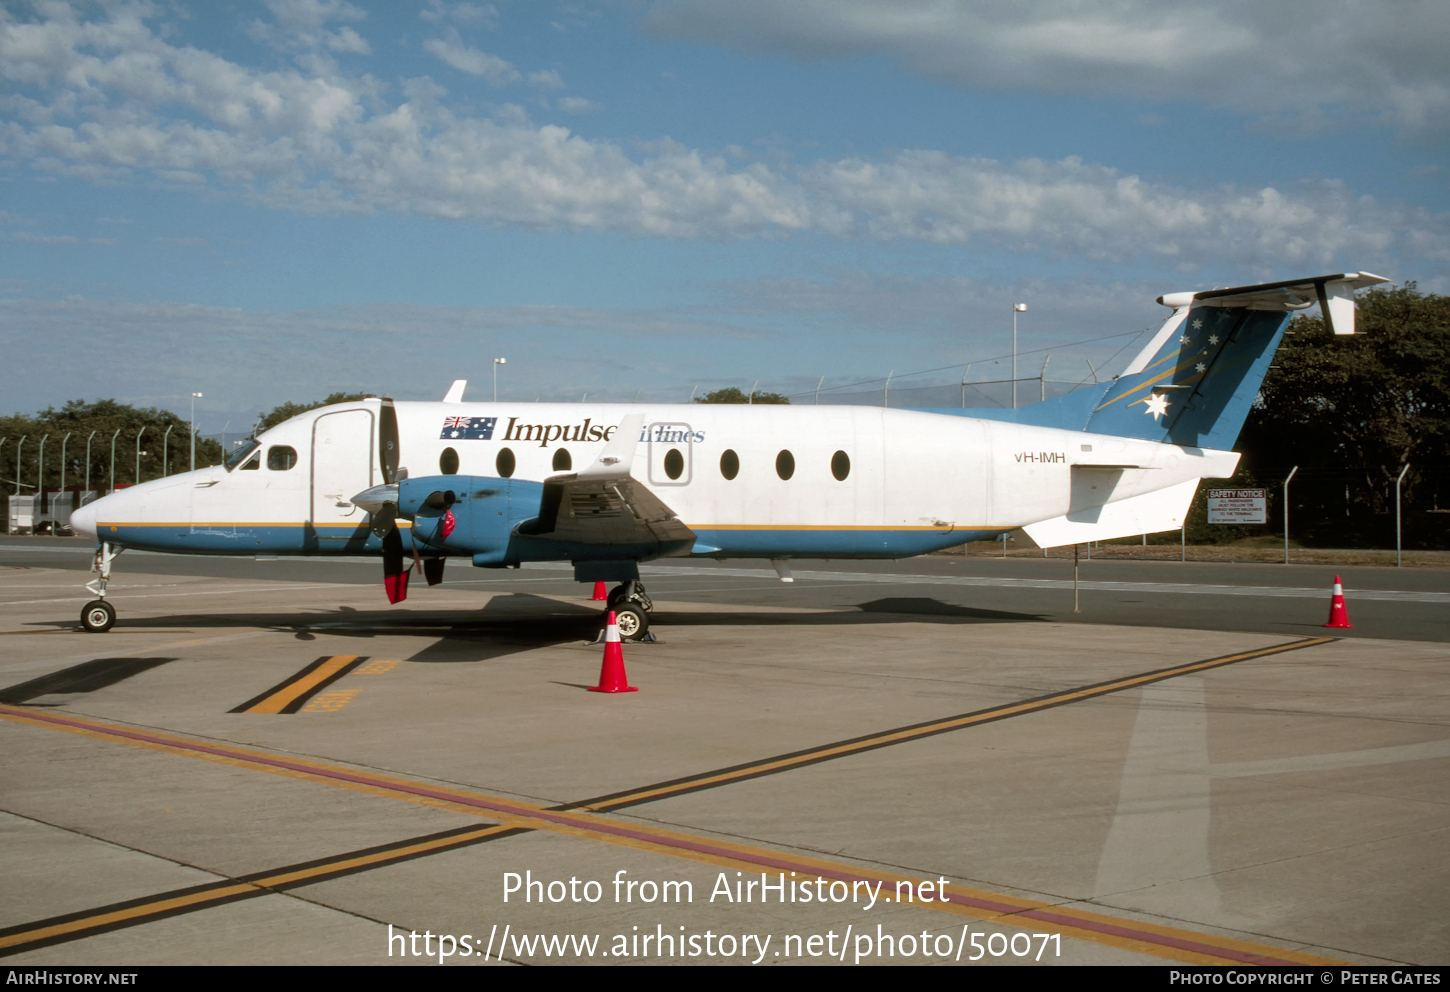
[514,414,696,548]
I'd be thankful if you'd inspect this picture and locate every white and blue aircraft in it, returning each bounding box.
[70,271,1387,637]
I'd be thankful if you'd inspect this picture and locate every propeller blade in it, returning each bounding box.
[423,557,445,586]
[369,501,397,539]
[379,395,400,484]
[382,524,409,604]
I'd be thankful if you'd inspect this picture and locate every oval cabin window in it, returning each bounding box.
[775,450,795,480]
[664,448,684,480]
[496,447,515,478]
[720,449,739,480]
[831,450,850,481]
[439,447,459,475]
[552,448,572,471]
[267,446,297,471]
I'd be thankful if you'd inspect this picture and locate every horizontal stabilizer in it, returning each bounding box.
[1015,479,1199,548]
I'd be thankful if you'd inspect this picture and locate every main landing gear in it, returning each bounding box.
[604,581,653,641]
[80,542,120,633]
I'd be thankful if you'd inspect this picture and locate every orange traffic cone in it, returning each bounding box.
[588,612,638,693]
[590,581,608,601]
[1324,575,1353,629]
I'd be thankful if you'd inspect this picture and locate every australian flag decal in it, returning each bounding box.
[440,416,497,440]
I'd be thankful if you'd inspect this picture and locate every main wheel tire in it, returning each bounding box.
[606,584,630,610]
[611,604,650,641]
[81,600,116,633]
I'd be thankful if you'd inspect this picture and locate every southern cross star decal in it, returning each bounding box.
[1180,334,1190,344]
[1143,393,1171,420]
[1209,334,1220,345]
[1192,318,1204,329]
[1195,362,1207,373]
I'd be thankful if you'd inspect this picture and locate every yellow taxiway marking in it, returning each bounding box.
[0,636,1348,967]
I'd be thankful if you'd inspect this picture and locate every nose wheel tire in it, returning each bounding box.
[81,600,116,633]
[609,604,650,641]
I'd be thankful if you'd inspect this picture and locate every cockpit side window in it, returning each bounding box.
[226,439,262,472]
[267,445,298,471]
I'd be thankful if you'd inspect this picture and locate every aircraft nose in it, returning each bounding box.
[70,498,99,541]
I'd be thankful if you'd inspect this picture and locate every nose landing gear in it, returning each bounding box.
[80,542,121,633]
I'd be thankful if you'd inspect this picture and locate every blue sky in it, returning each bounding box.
[2,0,1447,433]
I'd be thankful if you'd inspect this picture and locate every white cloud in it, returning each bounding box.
[247,0,371,54]
[0,2,1444,277]
[528,69,564,90]
[556,95,601,114]
[423,30,521,84]
[642,0,1450,132]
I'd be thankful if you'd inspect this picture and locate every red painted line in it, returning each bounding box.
[0,705,1318,965]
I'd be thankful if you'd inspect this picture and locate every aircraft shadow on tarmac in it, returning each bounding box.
[28,594,1044,666]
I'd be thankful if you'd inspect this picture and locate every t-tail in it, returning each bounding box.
[1082,272,1388,449]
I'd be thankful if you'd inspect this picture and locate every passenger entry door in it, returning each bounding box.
[311,409,374,540]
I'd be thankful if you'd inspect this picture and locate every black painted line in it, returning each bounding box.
[558,636,1338,812]
[0,823,527,958]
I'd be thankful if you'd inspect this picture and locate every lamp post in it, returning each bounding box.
[190,392,203,471]
[161,425,174,476]
[84,430,97,496]
[37,435,48,518]
[134,427,147,485]
[14,436,26,496]
[1012,303,1028,409]
[109,429,121,492]
[1282,465,1299,564]
[58,432,71,533]
[1395,463,1411,568]
[492,358,506,402]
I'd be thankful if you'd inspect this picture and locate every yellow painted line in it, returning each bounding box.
[301,690,358,714]
[0,638,1349,967]
[0,823,519,955]
[236,655,361,714]
[573,637,1338,811]
[356,660,400,675]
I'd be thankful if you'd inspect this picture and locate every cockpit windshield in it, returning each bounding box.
[225,438,262,472]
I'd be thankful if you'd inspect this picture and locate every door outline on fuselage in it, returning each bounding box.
[646,422,693,487]
[310,408,375,539]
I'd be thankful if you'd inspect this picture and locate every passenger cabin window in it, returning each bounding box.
[831,450,850,481]
[267,446,298,471]
[775,450,795,480]
[552,449,572,471]
[225,438,261,472]
[663,448,684,480]
[440,447,459,475]
[496,447,516,478]
[720,449,739,480]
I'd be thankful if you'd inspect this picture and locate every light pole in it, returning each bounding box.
[1282,465,1299,564]
[37,434,48,516]
[1395,463,1411,567]
[14,436,26,496]
[190,392,203,471]
[84,430,97,496]
[492,358,506,401]
[109,429,121,492]
[134,427,147,485]
[1012,303,1027,409]
[58,432,71,533]
[161,425,174,476]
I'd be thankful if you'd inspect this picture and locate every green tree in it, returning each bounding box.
[693,386,790,404]
[1237,282,1450,541]
[256,392,376,432]
[1,399,221,495]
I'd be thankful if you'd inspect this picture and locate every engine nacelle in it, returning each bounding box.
[399,475,543,564]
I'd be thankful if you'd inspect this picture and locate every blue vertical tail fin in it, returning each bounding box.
[1084,272,1388,449]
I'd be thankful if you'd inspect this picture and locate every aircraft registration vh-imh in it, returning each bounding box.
[70,271,1387,639]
